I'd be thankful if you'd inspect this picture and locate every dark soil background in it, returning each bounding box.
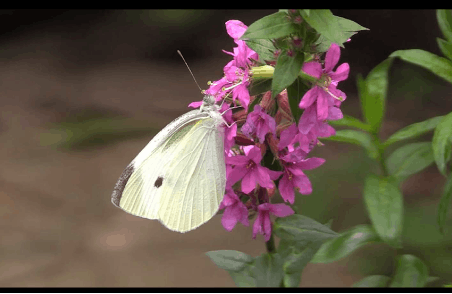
[1,9,451,287]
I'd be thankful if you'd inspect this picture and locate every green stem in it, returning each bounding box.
[265,232,276,254]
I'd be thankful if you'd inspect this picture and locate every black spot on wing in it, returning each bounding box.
[154,176,163,188]
[111,164,135,207]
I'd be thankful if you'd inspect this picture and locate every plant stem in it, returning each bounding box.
[265,231,276,254]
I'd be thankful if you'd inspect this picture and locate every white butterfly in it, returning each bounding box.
[111,94,227,233]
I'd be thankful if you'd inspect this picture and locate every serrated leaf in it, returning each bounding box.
[437,9,452,43]
[274,214,337,243]
[272,51,305,98]
[286,77,308,122]
[241,11,298,40]
[328,114,372,132]
[437,174,452,234]
[364,175,403,248]
[352,275,391,287]
[389,254,429,287]
[249,78,272,96]
[322,129,379,160]
[205,250,254,272]
[432,112,452,176]
[335,16,369,32]
[437,38,452,61]
[359,58,393,133]
[383,116,444,147]
[252,253,284,287]
[386,142,435,182]
[311,224,382,264]
[390,49,452,84]
[299,10,345,47]
[245,39,275,62]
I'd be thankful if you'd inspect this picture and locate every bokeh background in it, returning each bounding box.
[1,9,451,287]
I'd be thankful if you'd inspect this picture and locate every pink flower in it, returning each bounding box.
[298,104,336,138]
[219,189,249,231]
[252,203,294,241]
[241,105,276,143]
[221,103,237,153]
[223,60,252,108]
[278,123,315,154]
[299,43,349,121]
[224,20,258,67]
[278,149,325,204]
[226,146,282,193]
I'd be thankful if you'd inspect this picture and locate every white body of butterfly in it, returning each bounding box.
[112,95,227,233]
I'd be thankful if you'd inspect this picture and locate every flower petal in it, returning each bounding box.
[269,203,295,217]
[324,43,340,73]
[302,61,323,79]
[299,86,319,109]
[225,20,248,40]
[330,63,350,82]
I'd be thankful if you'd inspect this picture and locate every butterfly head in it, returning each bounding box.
[200,95,219,112]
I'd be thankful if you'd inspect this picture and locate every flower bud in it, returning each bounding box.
[259,91,275,114]
[234,133,254,146]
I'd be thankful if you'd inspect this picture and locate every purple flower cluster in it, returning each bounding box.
[189,20,349,241]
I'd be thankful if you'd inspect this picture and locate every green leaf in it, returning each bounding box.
[249,78,272,96]
[386,142,435,182]
[359,58,393,133]
[245,39,275,62]
[281,242,324,287]
[432,112,452,176]
[206,250,256,287]
[328,114,372,132]
[322,130,379,160]
[352,275,391,287]
[299,10,346,47]
[279,240,320,273]
[311,224,382,264]
[363,175,403,248]
[335,16,369,32]
[278,220,334,287]
[303,12,367,51]
[271,51,305,98]
[389,254,429,287]
[286,77,309,122]
[252,253,284,287]
[383,116,444,147]
[241,11,298,40]
[205,250,254,272]
[437,9,452,43]
[390,49,452,84]
[274,214,338,243]
[437,38,452,61]
[228,268,256,287]
[437,174,452,233]
[282,272,302,287]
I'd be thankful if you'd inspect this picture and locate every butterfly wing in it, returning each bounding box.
[112,111,226,233]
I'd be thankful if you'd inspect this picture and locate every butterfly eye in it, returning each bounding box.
[154,177,164,188]
[203,95,216,105]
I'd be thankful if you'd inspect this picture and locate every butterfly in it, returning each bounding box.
[111,94,227,233]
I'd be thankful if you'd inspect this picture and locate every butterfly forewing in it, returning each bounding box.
[112,110,226,233]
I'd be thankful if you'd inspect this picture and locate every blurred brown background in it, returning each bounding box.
[1,9,451,287]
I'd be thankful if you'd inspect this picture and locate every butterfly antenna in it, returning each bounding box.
[177,50,203,93]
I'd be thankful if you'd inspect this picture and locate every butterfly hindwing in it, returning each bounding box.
[157,118,226,232]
